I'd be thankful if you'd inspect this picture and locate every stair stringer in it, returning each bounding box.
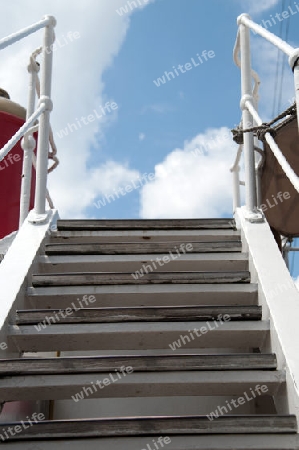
[235,206,299,427]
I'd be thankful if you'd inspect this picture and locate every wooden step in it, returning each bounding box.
[5,434,299,449]
[45,241,242,255]
[0,354,277,375]
[50,229,241,244]
[8,321,269,352]
[26,284,258,309]
[31,271,251,287]
[0,371,285,401]
[57,218,237,231]
[0,415,295,442]
[15,306,262,325]
[38,253,249,273]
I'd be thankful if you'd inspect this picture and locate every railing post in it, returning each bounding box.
[232,166,241,212]
[19,53,40,227]
[292,59,299,136]
[238,14,257,217]
[32,15,56,221]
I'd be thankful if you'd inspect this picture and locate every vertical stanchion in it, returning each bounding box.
[238,14,257,215]
[19,55,39,226]
[33,16,56,219]
[293,61,299,136]
[232,166,241,212]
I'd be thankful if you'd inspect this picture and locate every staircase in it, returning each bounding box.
[0,217,298,449]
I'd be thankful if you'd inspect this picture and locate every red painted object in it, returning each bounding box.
[0,111,36,239]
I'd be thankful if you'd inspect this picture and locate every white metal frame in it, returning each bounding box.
[0,15,56,225]
[232,14,299,221]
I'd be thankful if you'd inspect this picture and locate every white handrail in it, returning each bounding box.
[0,17,52,50]
[232,13,299,219]
[19,47,58,226]
[0,15,56,225]
[246,99,299,194]
[239,20,257,215]
[0,104,46,161]
[237,14,295,59]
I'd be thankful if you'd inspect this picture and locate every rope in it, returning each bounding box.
[232,103,297,144]
[28,48,59,175]
[22,49,59,210]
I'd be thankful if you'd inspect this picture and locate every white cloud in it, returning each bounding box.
[57,161,140,218]
[139,133,145,141]
[240,0,280,15]
[140,128,238,218]
[0,0,152,218]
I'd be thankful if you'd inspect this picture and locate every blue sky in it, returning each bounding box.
[0,0,299,277]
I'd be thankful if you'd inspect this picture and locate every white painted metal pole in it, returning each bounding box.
[33,16,56,217]
[293,63,299,136]
[0,105,45,161]
[238,14,294,57]
[19,60,39,227]
[0,17,50,50]
[256,169,262,209]
[238,17,257,213]
[246,99,299,194]
[232,166,241,211]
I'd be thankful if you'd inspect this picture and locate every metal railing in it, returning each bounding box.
[232,13,299,221]
[0,15,56,224]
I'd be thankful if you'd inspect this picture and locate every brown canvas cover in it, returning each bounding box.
[261,116,299,237]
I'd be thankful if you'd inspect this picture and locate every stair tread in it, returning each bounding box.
[31,271,251,287]
[0,353,277,375]
[15,305,262,324]
[57,218,237,231]
[0,415,296,441]
[45,241,242,255]
[0,371,286,400]
[8,321,269,351]
[4,435,299,450]
[26,284,259,308]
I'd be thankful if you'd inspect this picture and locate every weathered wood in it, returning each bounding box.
[4,434,299,450]
[0,370,285,401]
[15,306,262,325]
[0,415,296,441]
[45,241,242,255]
[0,354,277,375]
[57,218,237,231]
[8,321,269,352]
[26,284,259,309]
[51,229,241,245]
[31,271,251,287]
[38,253,249,274]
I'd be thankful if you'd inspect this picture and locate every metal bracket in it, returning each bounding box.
[241,206,265,223]
[27,209,51,225]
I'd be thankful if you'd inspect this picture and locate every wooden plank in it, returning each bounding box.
[0,371,285,401]
[38,253,249,274]
[50,229,241,245]
[5,434,299,450]
[0,415,296,441]
[8,321,269,352]
[15,306,262,325]
[45,241,242,255]
[31,271,251,287]
[57,218,237,231]
[0,354,277,375]
[26,284,259,309]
